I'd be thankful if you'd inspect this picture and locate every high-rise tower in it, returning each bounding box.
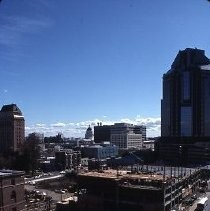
[0,104,25,153]
[161,48,210,137]
[157,48,210,164]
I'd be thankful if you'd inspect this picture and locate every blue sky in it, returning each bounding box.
[0,0,210,137]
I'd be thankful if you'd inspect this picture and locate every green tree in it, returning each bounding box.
[21,133,41,175]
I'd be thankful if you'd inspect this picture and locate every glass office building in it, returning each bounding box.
[161,48,210,137]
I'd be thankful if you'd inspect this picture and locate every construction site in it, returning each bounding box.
[74,166,204,211]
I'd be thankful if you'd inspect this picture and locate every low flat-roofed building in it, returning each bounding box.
[143,140,155,151]
[0,170,25,211]
[155,137,210,165]
[82,143,118,160]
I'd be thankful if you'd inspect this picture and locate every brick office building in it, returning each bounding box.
[0,104,25,153]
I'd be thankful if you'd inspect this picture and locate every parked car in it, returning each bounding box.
[191,194,197,200]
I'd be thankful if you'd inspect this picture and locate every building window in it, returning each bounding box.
[181,106,192,136]
[11,178,15,185]
[11,191,16,202]
[182,71,190,100]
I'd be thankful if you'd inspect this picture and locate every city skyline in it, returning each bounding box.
[0,0,210,137]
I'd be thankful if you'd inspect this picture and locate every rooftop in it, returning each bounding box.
[78,169,174,190]
[165,48,210,75]
[0,104,23,115]
[79,169,167,181]
[172,48,210,69]
[0,170,24,178]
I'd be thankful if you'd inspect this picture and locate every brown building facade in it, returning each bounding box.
[0,104,25,153]
[0,170,25,211]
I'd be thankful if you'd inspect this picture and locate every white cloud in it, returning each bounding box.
[25,116,161,138]
[35,123,46,127]
[51,122,66,128]
[0,16,53,47]
[0,13,53,62]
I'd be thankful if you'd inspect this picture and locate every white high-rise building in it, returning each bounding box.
[110,123,143,149]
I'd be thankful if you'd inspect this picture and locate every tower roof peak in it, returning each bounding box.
[0,104,22,115]
[171,48,210,69]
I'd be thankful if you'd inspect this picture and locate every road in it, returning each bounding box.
[25,172,64,184]
[25,172,72,202]
[25,184,73,202]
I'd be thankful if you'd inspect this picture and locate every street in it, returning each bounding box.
[25,184,73,202]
